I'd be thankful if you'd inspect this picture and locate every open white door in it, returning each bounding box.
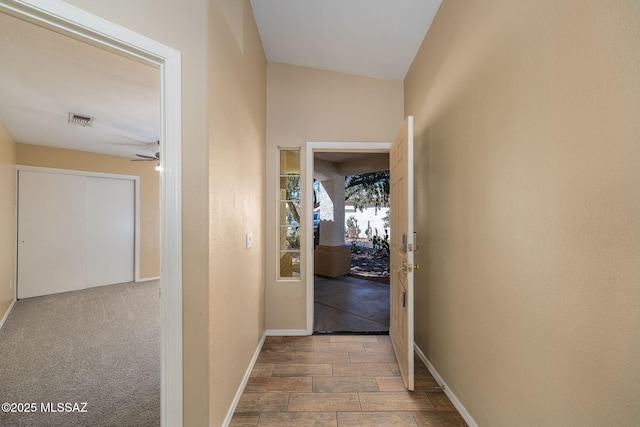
[389,116,415,390]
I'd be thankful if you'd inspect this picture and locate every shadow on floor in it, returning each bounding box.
[314,275,389,334]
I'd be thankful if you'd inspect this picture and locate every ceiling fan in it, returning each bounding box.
[131,151,160,161]
[124,139,160,162]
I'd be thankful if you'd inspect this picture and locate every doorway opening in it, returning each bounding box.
[305,143,392,335]
[0,2,182,425]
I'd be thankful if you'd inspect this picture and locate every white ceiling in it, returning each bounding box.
[251,0,442,80]
[0,2,441,158]
[0,12,160,159]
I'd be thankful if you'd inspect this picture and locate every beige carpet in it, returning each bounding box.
[0,281,160,427]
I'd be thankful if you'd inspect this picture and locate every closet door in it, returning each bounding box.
[18,169,136,298]
[17,170,87,298]
[86,176,135,288]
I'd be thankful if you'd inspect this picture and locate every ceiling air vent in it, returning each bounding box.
[68,112,94,127]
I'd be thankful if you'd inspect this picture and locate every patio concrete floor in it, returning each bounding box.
[313,275,390,334]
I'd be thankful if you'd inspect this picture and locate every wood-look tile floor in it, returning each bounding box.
[231,335,468,427]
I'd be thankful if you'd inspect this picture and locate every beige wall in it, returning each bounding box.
[0,121,16,322]
[59,0,211,421]
[15,0,267,424]
[265,63,403,330]
[405,0,640,425]
[16,143,160,279]
[207,1,267,424]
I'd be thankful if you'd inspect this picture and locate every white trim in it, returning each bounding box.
[414,344,479,427]
[0,0,172,65]
[16,166,141,286]
[304,141,392,334]
[13,166,18,307]
[16,165,139,181]
[1,2,183,426]
[137,276,161,282]
[265,329,309,336]
[0,298,16,330]
[134,177,141,282]
[406,116,415,389]
[222,332,267,427]
[159,31,184,427]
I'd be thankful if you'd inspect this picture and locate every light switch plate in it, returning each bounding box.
[246,233,252,249]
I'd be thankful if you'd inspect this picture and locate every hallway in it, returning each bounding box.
[232,335,467,426]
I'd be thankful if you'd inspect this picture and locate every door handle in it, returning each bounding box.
[397,259,419,274]
[395,259,406,274]
[402,291,406,308]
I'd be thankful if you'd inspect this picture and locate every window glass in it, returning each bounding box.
[279,150,301,278]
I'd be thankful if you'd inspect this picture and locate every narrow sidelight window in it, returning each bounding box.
[279,149,301,278]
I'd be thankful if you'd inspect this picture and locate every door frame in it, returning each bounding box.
[304,141,391,334]
[0,1,183,425]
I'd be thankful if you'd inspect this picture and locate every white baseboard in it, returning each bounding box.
[137,276,160,282]
[222,331,267,427]
[0,298,16,331]
[265,329,308,336]
[414,344,479,427]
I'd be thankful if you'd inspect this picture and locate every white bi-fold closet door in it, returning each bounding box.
[17,168,136,299]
